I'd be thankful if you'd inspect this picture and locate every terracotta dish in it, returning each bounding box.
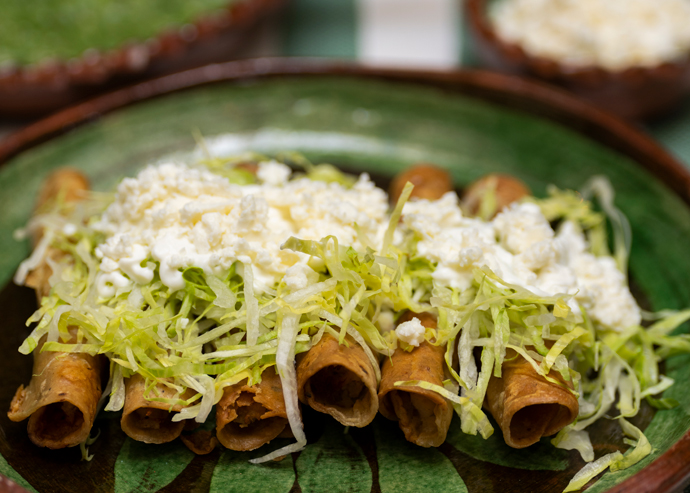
[465,0,690,120]
[0,0,283,118]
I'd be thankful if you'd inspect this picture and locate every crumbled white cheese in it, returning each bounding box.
[91,158,640,332]
[283,263,319,291]
[62,223,78,236]
[257,160,291,186]
[395,317,427,346]
[491,0,690,70]
[403,193,495,291]
[493,202,554,255]
[569,250,641,331]
[402,198,641,331]
[93,162,388,297]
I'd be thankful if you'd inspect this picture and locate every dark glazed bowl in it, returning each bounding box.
[0,0,284,118]
[465,0,690,120]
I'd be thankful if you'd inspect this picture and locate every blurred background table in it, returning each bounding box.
[2,0,690,168]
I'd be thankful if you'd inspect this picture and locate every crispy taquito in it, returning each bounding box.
[216,366,288,451]
[208,161,293,450]
[8,169,104,449]
[463,174,579,448]
[121,375,195,444]
[389,163,452,203]
[462,173,531,219]
[379,164,456,446]
[297,334,378,427]
[25,168,90,299]
[378,312,453,447]
[8,330,102,449]
[484,349,579,448]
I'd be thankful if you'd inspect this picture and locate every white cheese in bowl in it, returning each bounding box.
[490,0,690,70]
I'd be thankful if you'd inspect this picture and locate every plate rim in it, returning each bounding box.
[1,57,689,493]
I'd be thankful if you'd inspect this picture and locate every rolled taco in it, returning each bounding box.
[296,334,378,427]
[484,349,579,448]
[25,168,90,300]
[8,169,103,449]
[8,330,102,449]
[121,375,194,444]
[389,163,453,203]
[462,174,579,447]
[379,165,455,447]
[34,168,90,216]
[216,366,288,451]
[378,312,453,447]
[462,173,531,219]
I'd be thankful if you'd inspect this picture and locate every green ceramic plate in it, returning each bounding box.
[1,60,690,493]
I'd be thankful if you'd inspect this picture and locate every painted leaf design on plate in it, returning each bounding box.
[444,418,569,471]
[114,438,195,493]
[210,442,295,493]
[295,419,372,493]
[0,453,38,493]
[374,418,468,493]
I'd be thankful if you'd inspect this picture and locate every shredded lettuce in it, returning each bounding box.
[14,155,690,490]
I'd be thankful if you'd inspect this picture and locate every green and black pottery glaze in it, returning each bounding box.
[1,75,689,493]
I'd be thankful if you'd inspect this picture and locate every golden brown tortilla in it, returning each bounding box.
[8,330,103,449]
[462,173,531,218]
[120,374,195,444]
[34,168,90,215]
[181,430,218,455]
[464,175,577,447]
[378,312,453,447]
[389,163,453,203]
[25,168,90,300]
[484,349,579,448]
[216,366,288,451]
[8,169,103,449]
[297,334,378,427]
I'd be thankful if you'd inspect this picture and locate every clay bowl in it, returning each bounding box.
[465,0,690,120]
[0,0,284,118]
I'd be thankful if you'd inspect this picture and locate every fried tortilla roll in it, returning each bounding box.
[121,375,196,444]
[8,331,102,449]
[389,163,453,203]
[462,173,531,218]
[484,349,579,448]
[8,169,102,449]
[380,166,454,447]
[463,175,578,447]
[34,168,90,216]
[378,312,453,447]
[216,366,288,451]
[296,334,378,427]
[24,168,90,300]
[291,163,453,429]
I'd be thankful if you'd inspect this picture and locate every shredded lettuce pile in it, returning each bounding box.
[14,157,690,491]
